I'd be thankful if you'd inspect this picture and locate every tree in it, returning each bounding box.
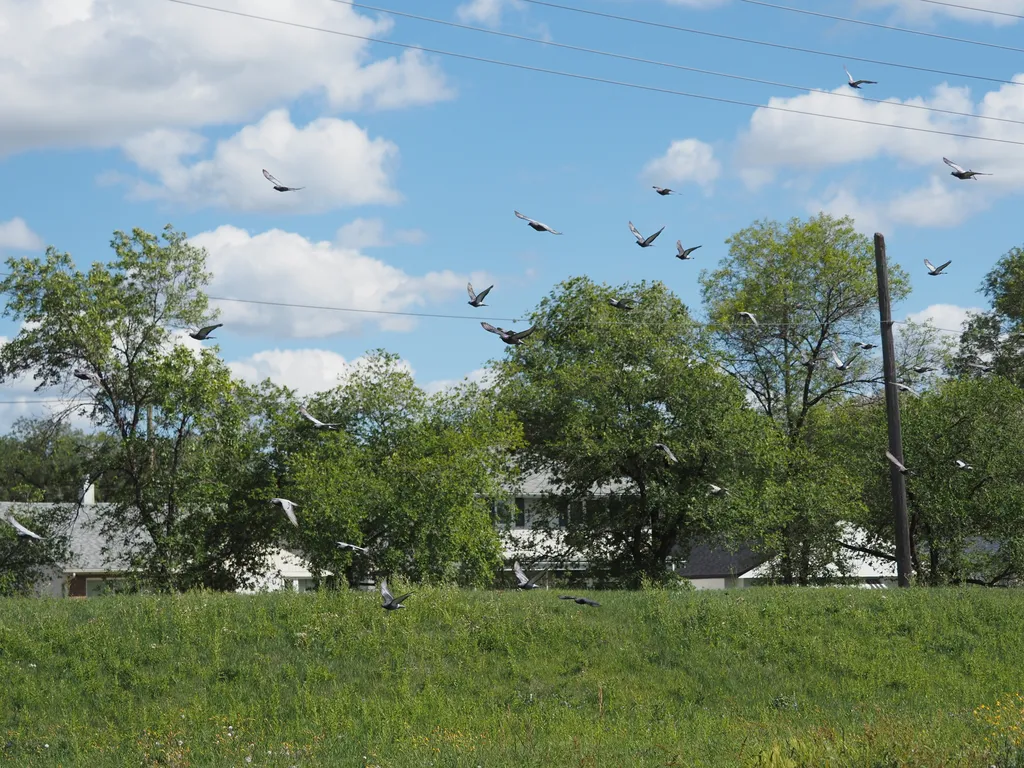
[0,227,281,591]
[492,277,776,585]
[0,503,73,596]
[698,213,939,583]
[809,379,1024,587]
[955,244,1024,385]
[281,352,524,587]
[0,418,115,502]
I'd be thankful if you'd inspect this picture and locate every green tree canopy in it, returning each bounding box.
[279,352,524,588]
[492,276,777,585]
[0,227,281,591]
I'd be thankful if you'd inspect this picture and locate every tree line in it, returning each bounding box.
[1,215,1022,595]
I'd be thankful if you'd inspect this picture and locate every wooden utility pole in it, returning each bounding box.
[147,404,155,471]
[874,233,913,587]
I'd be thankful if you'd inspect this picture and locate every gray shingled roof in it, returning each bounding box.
[514,470,634,497]
[678,540,774,578]
[0,502,133,572]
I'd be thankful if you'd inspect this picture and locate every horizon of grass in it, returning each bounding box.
[1,586,1023,767]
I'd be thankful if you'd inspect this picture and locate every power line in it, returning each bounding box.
[332,0,1024,128]
[908,0,1024,21]
[162,0,1024,146]
[736,0,1024,55]
[516,0,1024,88]
[207,295,524,323]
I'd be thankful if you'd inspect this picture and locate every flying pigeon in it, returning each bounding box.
[559,595,600,607]
[885,450,912,476]
[380,579,413,611]
[298,405,341,430]
[467,283,493,308]
[628,221,665,248]
[967,361,993,373]
[924,259,952,276]
[7,515,42,541]
[737,311,759,327]
[652,186,674,196]
[514,210,561,234]
[73,368,102,386]
[943,157,991,180]
[654,442,678,464]
[892,381,919,395]
[337,541,369,553]
[676,241,702,260]
[270,497,299,527]
[831,350,854,371]
[843,65,877,89]
[954,459,973,471]
[608,297,634,311]
[854,342,877,350]
[513,560,545,590]
[481,321,536,346]
[262,169,304,192]
[189,324,222,341]
[708,484,729,496]
[912,366,936,374]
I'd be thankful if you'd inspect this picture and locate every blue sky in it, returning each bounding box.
[0,0,1022,430]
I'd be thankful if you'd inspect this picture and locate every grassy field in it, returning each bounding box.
[2,586,1024,767]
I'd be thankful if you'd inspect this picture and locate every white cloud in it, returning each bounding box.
[0,218,43,251]
[736,75,1024,226]
[641,139,721,191]
[808,176,990,232]
[118,109,401,213]
[190,225,475,338]
[456,0,522,26]
[228,348,414,397]
[0,0,453,156]
[856,0,1023,27]
[904,303,983,339]
[335,218,427,249]
[423,367,494,395]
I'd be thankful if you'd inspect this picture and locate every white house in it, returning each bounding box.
[3,493,325,598]
[499,472,901,589]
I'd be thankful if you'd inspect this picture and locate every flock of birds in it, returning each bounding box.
[2,99,997,598]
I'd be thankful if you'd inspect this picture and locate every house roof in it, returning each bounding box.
[678,540,774,578]
[0,501,132,572]
[514,470,634,497]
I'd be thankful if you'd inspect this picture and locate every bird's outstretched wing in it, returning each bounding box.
[393,592,414,605]
[843,65,855,84]
[831,350,844,367]
[197,323,223,337]
[628,221,643,242]
[923,259,936,272]
[263,169,282,185]
[558,595,578,600]
[511,326,536,341]
[480,322,502,335]
[8,516,42,540]
[513,560,529,586]
[467,283,477,302]
[474,284,493,302]
[381,580,393,604]
[885,450,908,473]
[654,442,678,464]
[646,226,666,244]
[514,210,532,223]
[935,260,952,273]
[943,157,965,174]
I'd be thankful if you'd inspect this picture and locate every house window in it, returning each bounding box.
[492,498,526,527]
[556,500,585,527]
[85,577,133,598]
[295,578,317,593]
[514,497,526,528]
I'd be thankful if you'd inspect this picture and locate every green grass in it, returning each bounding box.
[1,586,1023,767]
